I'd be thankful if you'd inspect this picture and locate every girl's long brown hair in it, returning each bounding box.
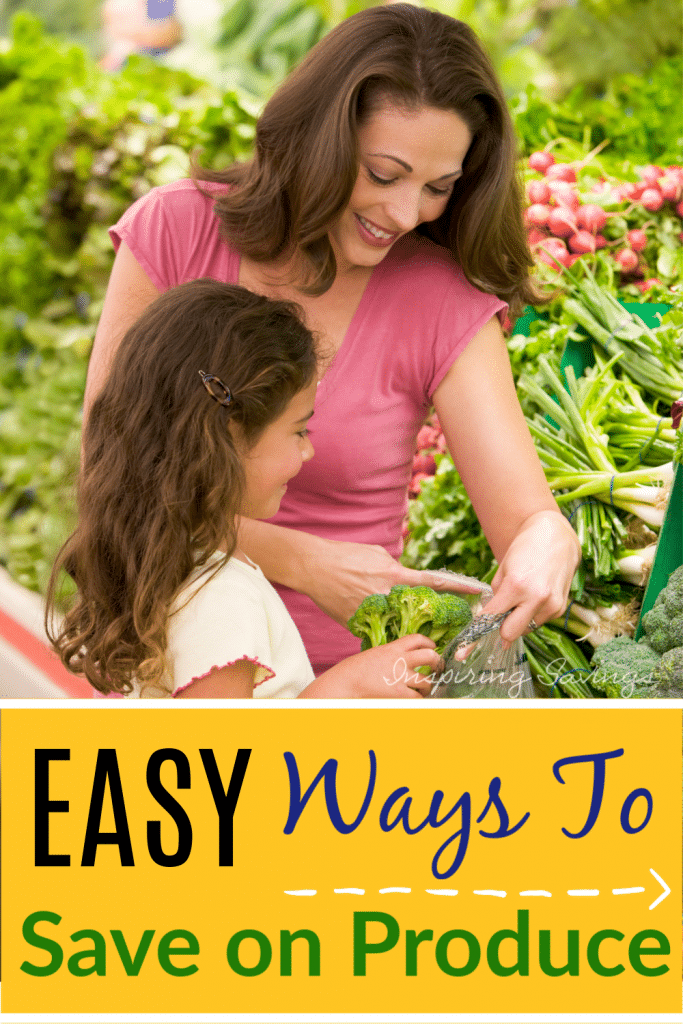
[196,3,541,317]
[46,280,317,695]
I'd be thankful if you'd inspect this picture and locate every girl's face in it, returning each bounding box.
[328,103,473,274]
[236,380,317,520]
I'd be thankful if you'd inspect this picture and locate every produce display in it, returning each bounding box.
[404,94,683,697]
[404,148,683,695]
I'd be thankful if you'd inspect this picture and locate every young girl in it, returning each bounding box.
[46,279,439,698]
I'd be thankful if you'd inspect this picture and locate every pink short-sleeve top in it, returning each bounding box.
[110,179,507,674]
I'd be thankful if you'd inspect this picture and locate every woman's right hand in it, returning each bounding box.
[301,634,442,699]
[298,535,484,628]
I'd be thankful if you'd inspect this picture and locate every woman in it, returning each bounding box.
[84,4,581,675]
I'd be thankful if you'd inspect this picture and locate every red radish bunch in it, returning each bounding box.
[524,149,683,285]
[548,181,580,210]
[409,473,430,497]
[412,452,437,475]
[537,237,571,270]
[525,203,551,227]
[416,425,440,451]
[659,177,682,202]
[410,413,446,496]
[527,227,547,246]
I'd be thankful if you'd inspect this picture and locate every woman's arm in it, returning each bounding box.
[432,314,581,645]
[237,518,482,628]
[83,241,161,421]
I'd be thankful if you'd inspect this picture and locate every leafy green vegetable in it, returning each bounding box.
[511,57,683,163]
[0,14,259,594]
[401,453,494,580]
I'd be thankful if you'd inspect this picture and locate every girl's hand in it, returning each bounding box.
[455,510,580,658]
[303,538,483,627]
[302,635,442,699]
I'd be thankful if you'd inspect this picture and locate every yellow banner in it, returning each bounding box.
[1,706,681,1015]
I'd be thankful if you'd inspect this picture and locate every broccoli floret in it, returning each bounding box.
[641,566,683,654]
[590,636,660,698]
[347,593,394,650]
[428,592,472,649]
[651,646,683,695]
[641,605,683,654]
[386,585,438,638]
[662,565,683,614]
[386,586,471,650]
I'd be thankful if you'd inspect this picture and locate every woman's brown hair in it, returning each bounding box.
[46,280,317,695]
[196,3,541,316]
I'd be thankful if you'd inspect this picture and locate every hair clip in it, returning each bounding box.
[199,370,232,407]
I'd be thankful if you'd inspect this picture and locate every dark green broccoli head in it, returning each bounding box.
[641,604,683,655]
[651,646,683,695]
[347,593,394,649]
[590,636,660,698]
[662,565,683,614]
[642,566,683,654]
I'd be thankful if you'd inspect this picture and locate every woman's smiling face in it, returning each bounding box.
[327,103,473,274]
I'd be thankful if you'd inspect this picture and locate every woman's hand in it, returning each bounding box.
[488,510,581,644]
[302,634,442,698]
[454,510,580,659]
[238,515,483,627]
[302,537,484,627]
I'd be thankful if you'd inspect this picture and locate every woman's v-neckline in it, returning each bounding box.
[235,249,387,403]
[314,259,384,403]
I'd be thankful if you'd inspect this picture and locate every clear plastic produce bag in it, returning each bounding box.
[420,569,534,700]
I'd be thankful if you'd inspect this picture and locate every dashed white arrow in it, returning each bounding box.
[649,868,670,910]
[282,872,673,906]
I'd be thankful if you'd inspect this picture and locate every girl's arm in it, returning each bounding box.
[432,314,581,646]
[174,658,256,698]
[173,636,441,699]
[83,242,161,421]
